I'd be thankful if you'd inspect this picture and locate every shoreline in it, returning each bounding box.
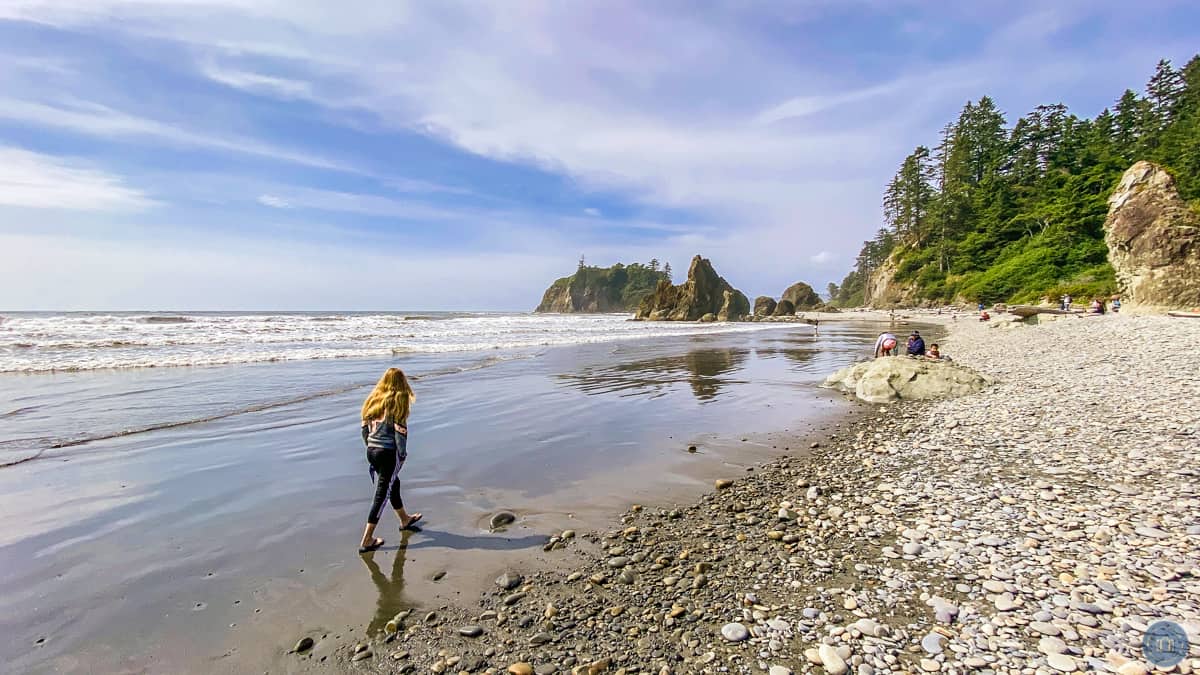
[296,313,1198,674]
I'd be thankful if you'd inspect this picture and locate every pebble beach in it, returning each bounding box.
[311,313,1199,674]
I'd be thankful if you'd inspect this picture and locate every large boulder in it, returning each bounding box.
[823,358,994,404]
[772,299,796,317]
[753,296,777,317]
[718,289,751,322]
[635,256,750,321]
[1104,161,1200,312]
[780,282,825,310]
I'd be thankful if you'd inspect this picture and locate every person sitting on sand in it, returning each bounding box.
[906,330,926,356]
[978,311,990,322]
[358,367,422,553]
[873,332,899,358]
[926,343,950,361]
[1090,298,1106,315]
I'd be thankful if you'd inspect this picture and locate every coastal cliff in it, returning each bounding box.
[535,262,669,313]
[635,256,749,321]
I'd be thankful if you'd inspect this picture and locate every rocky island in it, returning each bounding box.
[535,262,669,313]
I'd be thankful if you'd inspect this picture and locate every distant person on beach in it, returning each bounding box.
[1064,294,1072,310]
[906,331,926,356]
[926,343,944,360]
[1090,298,1106,315]
[1112,297,1121,313]
[358,367,422,553]
[873,332,898,358]
[979,311,990,322]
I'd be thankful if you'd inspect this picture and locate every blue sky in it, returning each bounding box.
[0,0,1196,310]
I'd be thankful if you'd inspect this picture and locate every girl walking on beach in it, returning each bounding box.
[358,367,422,553]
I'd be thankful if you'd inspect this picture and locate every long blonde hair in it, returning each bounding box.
[361,367,415,424]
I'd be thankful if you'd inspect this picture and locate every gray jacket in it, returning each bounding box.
[361,419,407,450]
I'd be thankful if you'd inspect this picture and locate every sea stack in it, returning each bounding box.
[635,256,750,321]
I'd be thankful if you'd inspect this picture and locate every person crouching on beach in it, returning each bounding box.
[358,367,422,553]
[873,331,898,358]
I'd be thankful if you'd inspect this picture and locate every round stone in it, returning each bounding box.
[721,622,749,642]
[1038,636,1067,654]
[1046,653,1076,672]
[920,632,944,654]
[490,511,516,529]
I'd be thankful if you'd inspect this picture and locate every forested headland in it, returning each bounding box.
[830,55,1200,307]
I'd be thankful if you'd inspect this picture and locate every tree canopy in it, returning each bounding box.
[833,54,1200,306]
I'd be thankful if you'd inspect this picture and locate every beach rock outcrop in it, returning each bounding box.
[1104,161,1200,312]
[823,358,993,404]
[718,289,751,322]
[772,299,796,317]
[780,282,825,310]
[753,296,777,317]
[635,256,749,321]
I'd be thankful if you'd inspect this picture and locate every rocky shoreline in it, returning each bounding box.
[302,314,1198,674]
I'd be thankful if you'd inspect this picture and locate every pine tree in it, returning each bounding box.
[649,258,659,272]
[1146,59,1185,127]
[663,261,672,281]
[578,254,586,270]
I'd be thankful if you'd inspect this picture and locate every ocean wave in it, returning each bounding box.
[0,312,799,373]
[139,316,194,324]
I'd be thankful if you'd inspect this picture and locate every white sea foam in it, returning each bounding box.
[0,312,793,372]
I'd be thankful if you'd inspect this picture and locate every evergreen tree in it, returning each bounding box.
[649,258,659,272]
[578,254,586,270]
[1146,59,1185,127]
[663,261,672,281]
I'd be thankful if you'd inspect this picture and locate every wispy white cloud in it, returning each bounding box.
[0,97,356,172]
[809,251,834,265]
[0,146,155,212]
[199,60,313,99]
[256,194,290,208]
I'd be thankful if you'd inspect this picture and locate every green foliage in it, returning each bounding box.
[831,53,1198,307]
[558,261,670,310]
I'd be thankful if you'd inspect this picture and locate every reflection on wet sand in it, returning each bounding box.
[405,529,547,552]
[362,529,414,637]
[753,335,822,369]
[558,347,748,402]
[361,527,546,636]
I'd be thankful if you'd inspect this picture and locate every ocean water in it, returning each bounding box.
[0,311,793,372]
[0,312,903,674]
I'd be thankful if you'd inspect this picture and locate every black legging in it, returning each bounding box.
[366,445,406,524]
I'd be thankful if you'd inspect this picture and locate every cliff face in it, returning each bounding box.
[863,254,920,307]
[635,256,749,321]
[535,263,668,313]
[1104,161,1200,312]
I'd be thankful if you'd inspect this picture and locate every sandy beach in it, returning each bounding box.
[293,313,1199,674]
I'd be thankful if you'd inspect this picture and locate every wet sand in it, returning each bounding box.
[0,320,919,674]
